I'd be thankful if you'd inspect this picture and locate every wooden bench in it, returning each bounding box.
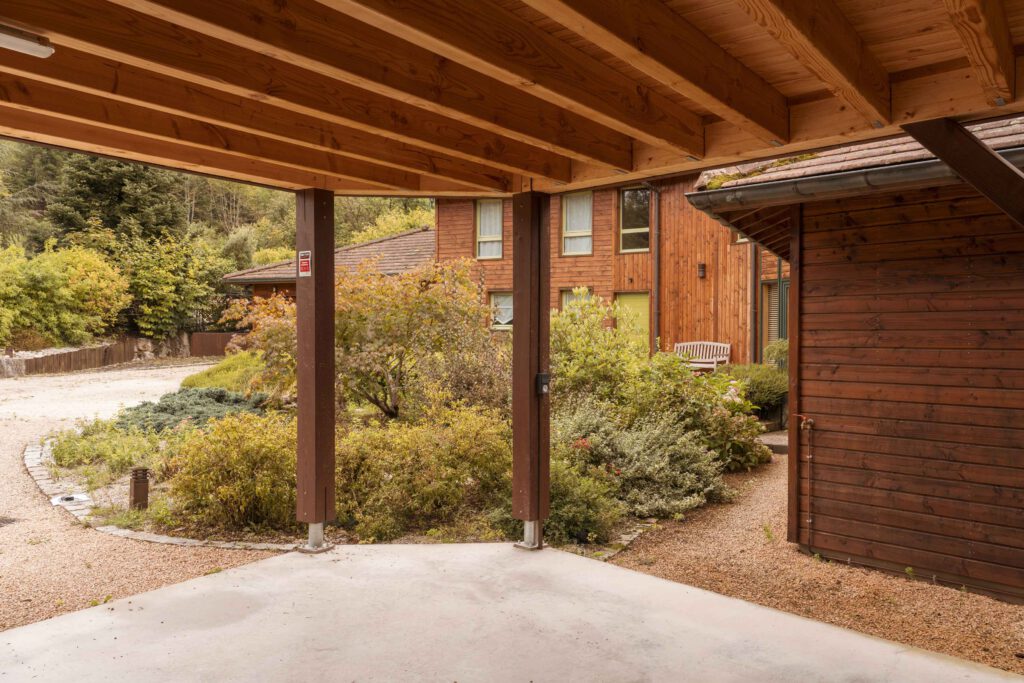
[673,342,731,370]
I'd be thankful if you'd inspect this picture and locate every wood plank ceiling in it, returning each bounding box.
[0,0,1020,195]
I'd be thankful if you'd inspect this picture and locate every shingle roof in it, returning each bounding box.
[698,116,1024,190]
[222,227,435,284]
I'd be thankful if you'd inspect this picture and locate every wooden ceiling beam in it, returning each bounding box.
[319,0,705,158]
[520,0,788,146]
[943,0,1015,107]
[734,0,891,128]
[903,117,1024,228]
[0,73,425,190]
[0,0,573,182]
[0,107,388,192]
[0,47,511,192]
[108,0,633,171]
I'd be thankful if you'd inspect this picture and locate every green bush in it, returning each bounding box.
[718,363,788,412]
[335,406,512,541]
[555,400,729,518]
[181,351,265,393]
[0,243,130,347]
[52,420,159,475]
[763,338,789,369]
[115,387,265,433]
[169,412,297,529]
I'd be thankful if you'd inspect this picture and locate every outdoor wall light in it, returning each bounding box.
[0,25,55,59]
[697,262,707,279]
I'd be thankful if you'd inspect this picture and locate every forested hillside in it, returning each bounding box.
[0,141,433,349]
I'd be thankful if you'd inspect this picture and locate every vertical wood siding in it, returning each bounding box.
[437,175,758,362]
[795,184,1024,600]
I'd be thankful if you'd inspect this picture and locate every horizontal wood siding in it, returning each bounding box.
[796,184,1024,600]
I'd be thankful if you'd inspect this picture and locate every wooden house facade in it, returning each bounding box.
[436,176,789,363]
[688,117,1024,601]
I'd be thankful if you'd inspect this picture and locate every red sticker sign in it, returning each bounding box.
[297,250,312,277]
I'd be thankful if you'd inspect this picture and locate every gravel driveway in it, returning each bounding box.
[0,363,272,632]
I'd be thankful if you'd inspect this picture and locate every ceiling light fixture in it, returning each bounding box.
[0,25,54,59]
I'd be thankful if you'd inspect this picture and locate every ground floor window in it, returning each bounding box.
[614,291,650,344]
[489,291,513,329]
[560,287,592,310]
[761,279,789,354]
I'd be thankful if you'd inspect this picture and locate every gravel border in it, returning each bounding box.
[24,442,296,552]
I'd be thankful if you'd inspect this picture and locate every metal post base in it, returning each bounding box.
[514,520,543,550]
[297,522,332,554]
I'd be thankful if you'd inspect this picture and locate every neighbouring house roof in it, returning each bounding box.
[222,227,436,285]
[687,115,1024,261]
[697,116,1024,191]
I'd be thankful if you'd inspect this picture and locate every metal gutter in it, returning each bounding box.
[685,145,1024,215]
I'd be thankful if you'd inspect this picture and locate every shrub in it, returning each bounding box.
[0,243,130,347]
[550,291,647,405]
[252,246,293,265]
[335,406,511,541]
[763,338,789,369]
[169,412,297,529]
[222,294,297,398]
[181,351,265,393]
[115,387,265,433]
[52,419,159,476]
[718,363,788,412]
[555,400,729,518]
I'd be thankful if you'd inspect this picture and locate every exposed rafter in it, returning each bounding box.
[0,46,513,192]
[0,74,423,190]
[0,0,574,182]
[903,117,1024,228]
[734,0,891,128]
[943,0,1015,107]
[319,0,706,158]
[108,0,633,171]
[520,0,789,145]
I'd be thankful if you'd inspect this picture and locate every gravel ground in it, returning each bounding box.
[612,454,1024,675]
[0,363,273,632]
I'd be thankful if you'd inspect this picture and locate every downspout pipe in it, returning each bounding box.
[642,181,661,352]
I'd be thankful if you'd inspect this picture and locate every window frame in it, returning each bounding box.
[475,198,504,260]
[618,187,651,254]
[560,286,593,310]
[561,190,593,256]
[489,291,513,330]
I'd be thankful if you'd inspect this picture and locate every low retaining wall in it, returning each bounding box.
[1,338,137,378]
[190,331,236,357]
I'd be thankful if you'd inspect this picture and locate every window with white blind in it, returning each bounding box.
[490,292,513,329]
[561,191,593,255]
[476,199,503,259]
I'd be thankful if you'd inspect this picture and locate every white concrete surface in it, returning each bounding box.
[0,544,1016,683]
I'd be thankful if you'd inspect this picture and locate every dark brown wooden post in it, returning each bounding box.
[295,188,335,549]
[511,190,550,549]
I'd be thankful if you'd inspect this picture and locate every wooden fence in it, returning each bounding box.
[22,337,137,375]
[190,332,236,357]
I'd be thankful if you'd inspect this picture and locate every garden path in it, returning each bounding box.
[613,455,1024,675]
[0,362,272,631]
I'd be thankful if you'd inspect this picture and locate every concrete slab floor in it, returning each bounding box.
[0,544,1016,683]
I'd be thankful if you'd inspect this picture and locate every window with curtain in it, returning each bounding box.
[476,199,503,259]
[619,188,650,253]
[562,191,593,255]
[490,292,513,329]
[560,287,592,310]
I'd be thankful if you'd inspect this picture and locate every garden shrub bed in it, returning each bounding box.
[50,263,773,548]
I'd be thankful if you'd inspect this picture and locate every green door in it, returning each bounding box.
[616,292,650,345]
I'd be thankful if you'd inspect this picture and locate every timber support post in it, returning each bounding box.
[295,188,336,552]
[511,190,551,550]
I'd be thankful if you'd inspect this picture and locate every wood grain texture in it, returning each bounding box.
[521,0,789,144]
[796,183,1024,598]
[943,0,1015,105]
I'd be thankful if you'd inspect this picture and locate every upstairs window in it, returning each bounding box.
[562,191,593,255]
[490,292,513,329]
[619,188,650,253]
[476,199,503,259]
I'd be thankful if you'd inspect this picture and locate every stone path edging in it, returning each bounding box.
[23,442,296,552]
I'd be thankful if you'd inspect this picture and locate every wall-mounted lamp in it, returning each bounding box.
[0,25,55,59]
[697,262,707,279]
